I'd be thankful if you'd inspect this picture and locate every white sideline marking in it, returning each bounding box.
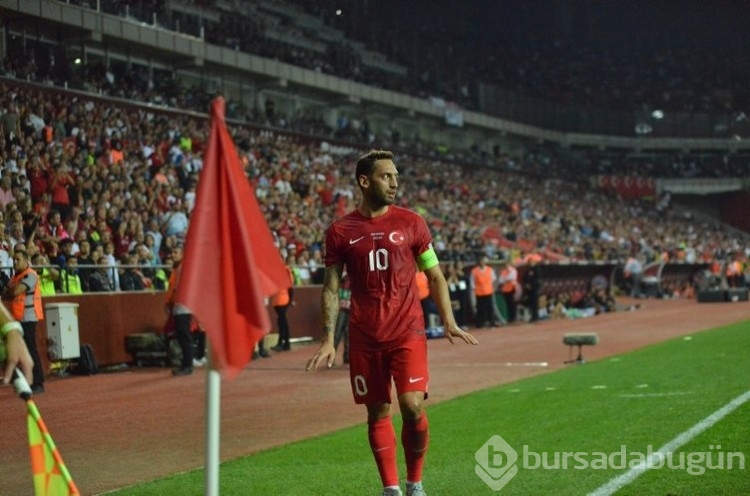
[619,391,693,398]
[503,361,548,367]
[447,362,548,367]
[587,390,750,496]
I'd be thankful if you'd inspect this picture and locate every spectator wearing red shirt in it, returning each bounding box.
[48,163,75,222]
[27,155,49,202]
[114,221,133,259]
[41,209,71,244]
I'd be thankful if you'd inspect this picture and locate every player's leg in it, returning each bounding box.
[350,349,400,491]
[398,391,428,495]
[392,340,429,493]
[367,401,400,493]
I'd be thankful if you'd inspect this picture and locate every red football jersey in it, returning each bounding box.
[325,206,432,350]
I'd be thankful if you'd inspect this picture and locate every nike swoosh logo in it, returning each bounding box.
[408,377,424,384]
[349,236,365,245]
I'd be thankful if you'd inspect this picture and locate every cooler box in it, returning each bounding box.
[46,303,80,360]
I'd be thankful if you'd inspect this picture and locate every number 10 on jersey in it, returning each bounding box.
[368,248,389,271]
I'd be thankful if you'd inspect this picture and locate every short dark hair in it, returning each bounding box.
[355,149,393,182]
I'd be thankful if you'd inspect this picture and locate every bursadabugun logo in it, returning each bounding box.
[475,434,746,492]
[474,435,519,491]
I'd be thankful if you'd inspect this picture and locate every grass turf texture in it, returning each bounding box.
[107,322,750,495]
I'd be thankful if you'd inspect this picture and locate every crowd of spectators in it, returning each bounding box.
[0,81,747,305]
[9,43,750,181]
[538,147,750,180]
[289,0,750,115]
[7,1,750,178]
[57,0,750,117]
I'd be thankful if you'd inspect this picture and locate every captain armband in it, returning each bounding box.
[0,321,23,339]
[417,247,439,271]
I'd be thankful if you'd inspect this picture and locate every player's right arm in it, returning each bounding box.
[320,263,343,344]
[306,263,344,371]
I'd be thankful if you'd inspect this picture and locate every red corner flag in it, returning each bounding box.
[175,97,291,377]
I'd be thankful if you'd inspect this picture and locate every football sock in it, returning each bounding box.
[368,416,399,487]
[402,413,429,483]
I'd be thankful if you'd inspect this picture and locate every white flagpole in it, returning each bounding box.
[205,356,221,496]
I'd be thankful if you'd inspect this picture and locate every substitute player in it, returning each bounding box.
[306,149,478,496]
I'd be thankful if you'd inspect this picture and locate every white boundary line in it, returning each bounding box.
[588,390,750,496]
[444,362,549,367]
[619,391,693,398]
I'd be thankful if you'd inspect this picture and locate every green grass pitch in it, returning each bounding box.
[107,321,750,495]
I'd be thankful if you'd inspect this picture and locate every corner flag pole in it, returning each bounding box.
[205,358,221,496]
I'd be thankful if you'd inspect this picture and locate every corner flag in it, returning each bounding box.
[14,370,80,496]
[175,97,290,378]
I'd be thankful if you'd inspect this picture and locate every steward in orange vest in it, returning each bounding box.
[498,261,518,323]
[271,266,295,352]
[6,261,43,321]
[725,258,744,288]
[270,267,294,307]
[3,249,44,391]
[164,245,202,376]
[470,256,499,328]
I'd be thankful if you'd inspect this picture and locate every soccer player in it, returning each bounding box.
[306,149,478,496]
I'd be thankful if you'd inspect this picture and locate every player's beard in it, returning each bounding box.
[373,189,395,209]
[364,185,395,210]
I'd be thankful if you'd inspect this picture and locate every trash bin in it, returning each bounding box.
[46,303,80,360]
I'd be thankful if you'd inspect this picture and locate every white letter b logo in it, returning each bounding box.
[475,435,519,492]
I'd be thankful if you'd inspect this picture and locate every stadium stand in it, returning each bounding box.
[0,1,749,367]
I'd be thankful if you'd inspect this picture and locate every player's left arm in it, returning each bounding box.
[420,250,478,345]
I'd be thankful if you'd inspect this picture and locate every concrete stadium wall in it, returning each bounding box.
[36,288,323,369]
